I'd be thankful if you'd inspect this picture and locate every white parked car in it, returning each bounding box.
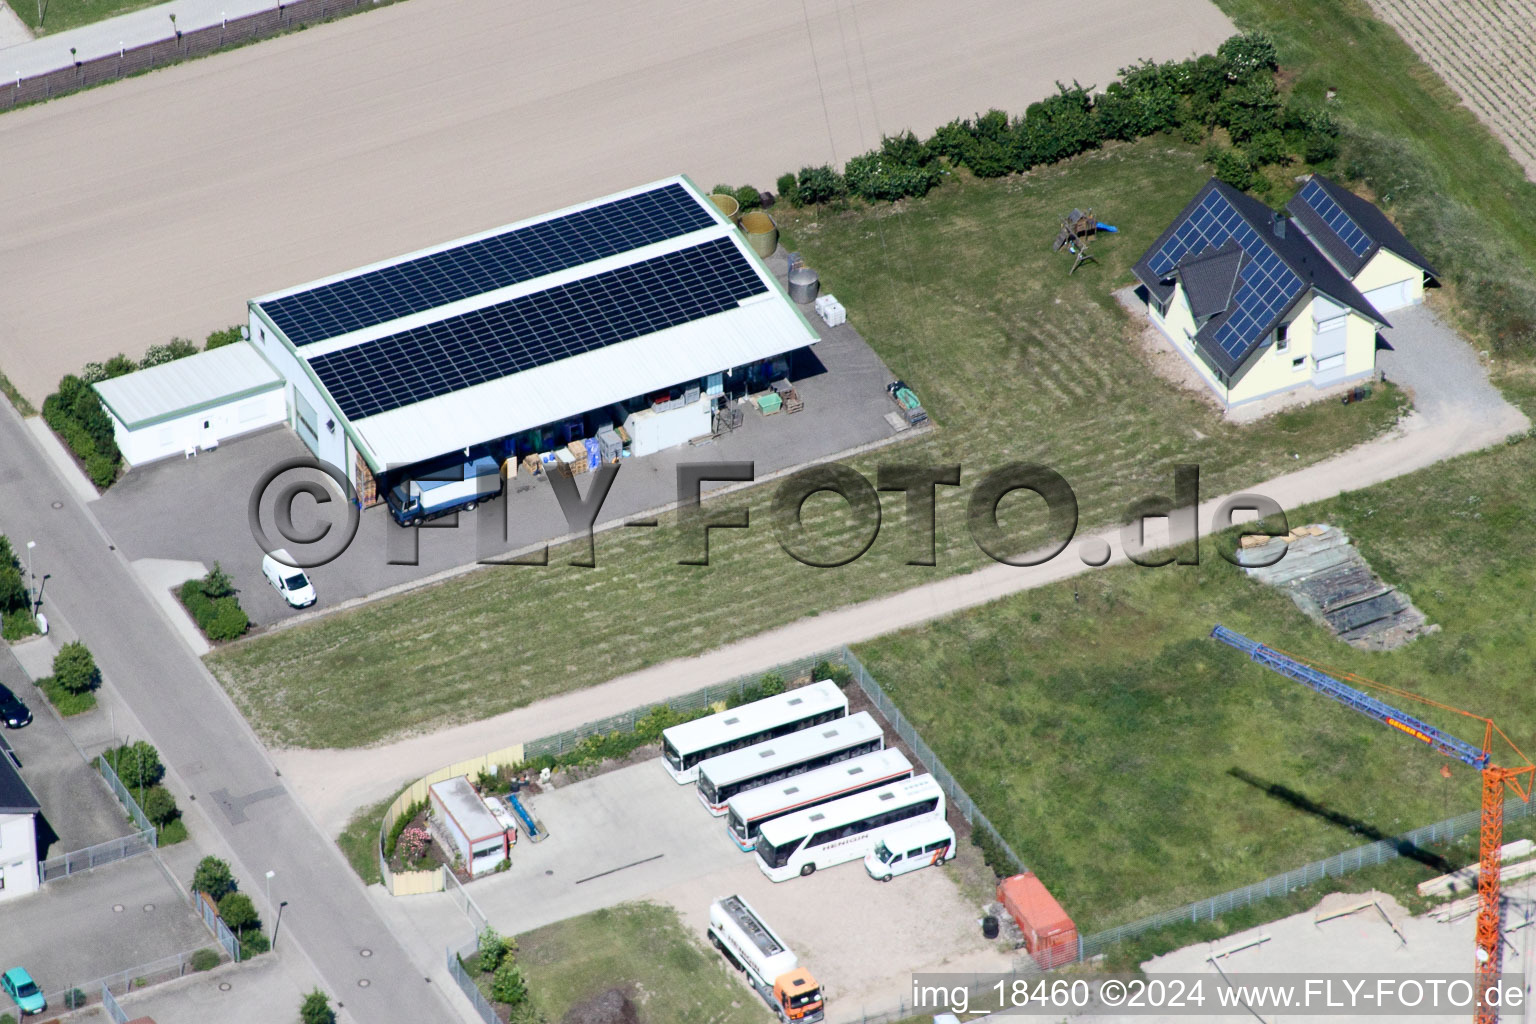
[260,549,316,608]
[864,819,955,881]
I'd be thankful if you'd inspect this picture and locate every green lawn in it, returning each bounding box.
[336,795,392,886]
[208,139,1405,749]
[513,903,767,1024]
[6,0,163,35]
[856,435,1536,935]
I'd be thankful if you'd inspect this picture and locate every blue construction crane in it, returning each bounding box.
[1210,624,1534,1024]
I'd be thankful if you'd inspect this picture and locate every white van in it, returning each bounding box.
[864,819,955,881]
[260,549,316,608]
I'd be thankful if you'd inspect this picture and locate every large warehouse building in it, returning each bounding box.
[245,176,818,506]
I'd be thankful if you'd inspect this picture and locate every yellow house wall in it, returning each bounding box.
[1342,314,1378,377]
[1353,249,1424,301]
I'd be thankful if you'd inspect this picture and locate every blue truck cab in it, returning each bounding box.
[385,451,505,527]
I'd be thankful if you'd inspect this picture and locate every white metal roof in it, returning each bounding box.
[252,176,816,470]
[92,343,282,429]
[429,776,503,842]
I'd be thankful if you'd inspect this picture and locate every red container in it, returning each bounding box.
[997,872,1077,968]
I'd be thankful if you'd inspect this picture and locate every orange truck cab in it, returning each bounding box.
[774,967,824,1020]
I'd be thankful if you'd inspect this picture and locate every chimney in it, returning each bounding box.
[1272,213,1286,239]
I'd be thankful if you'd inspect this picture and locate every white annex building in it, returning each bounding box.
[244,175,818,503]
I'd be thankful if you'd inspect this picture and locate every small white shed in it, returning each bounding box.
[428,776,511,876]
[92,344,286,466]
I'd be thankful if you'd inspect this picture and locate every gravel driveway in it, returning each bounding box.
[1376,302,1515,423]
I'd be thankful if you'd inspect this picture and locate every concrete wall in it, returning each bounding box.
[113,387,285,466]
[0,812,40,900]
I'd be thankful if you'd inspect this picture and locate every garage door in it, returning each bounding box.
[1363,280,1413,313]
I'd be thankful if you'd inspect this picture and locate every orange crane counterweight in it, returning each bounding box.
[1211,626,1536,1024]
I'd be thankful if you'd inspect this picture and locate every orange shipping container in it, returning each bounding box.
[997,872,1078,968]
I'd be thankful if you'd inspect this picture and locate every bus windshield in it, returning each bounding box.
[727,809,745,836]
[663,739,682,769]
[872,840,894,863]
[699,775,719,805]
[755,833,801,869]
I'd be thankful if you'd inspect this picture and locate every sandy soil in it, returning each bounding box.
[0,0,1234,402]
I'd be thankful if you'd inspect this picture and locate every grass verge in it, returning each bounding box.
[38,676,97,716]
[208,139,1405,749]
[515,902,761,1024]
[856,435,1536,934]
[7,0,158,34]
[0,369,35,416]
[336,795,393,886]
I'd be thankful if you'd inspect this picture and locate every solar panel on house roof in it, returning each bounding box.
[261,183,717,347]
[1295,179,1372,258]
[1149,189,1305,363]
[309,236,766,421]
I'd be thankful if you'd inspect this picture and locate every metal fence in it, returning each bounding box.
[34,947,230,1017]
[442,865,490,936]
[101,984,128,1024]
[196,891,243,961]
[38,828,157,883]
[96,753,156,834]
[0,0,394,111]
[1077,795,1536,958]
[445,945,500,1024]
[838,645,1029,876]
[520,650,836,762]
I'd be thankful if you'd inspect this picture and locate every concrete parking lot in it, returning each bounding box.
[92,282,905,629]
[0,855,213,1006]
[109,954,313,1024]
[457,760,1014,1024]
[1,644,134,858]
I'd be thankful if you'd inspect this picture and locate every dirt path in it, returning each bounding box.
[278,388,1529,835]
[0,0,1233,403]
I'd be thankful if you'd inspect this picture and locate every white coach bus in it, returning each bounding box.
[726,748,914,851]
[696,712,884,815]
[660,680,847,784]
[754,774,945,881]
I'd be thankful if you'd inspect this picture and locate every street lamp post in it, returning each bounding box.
[24,541,35,612]
[272,901,288,951]
[265,869,275,912]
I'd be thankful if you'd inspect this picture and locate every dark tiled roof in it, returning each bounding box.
[1178,240,1245,320]
[1285,174,1437,279]
[0,735,40,815]
[1134,179,1390,380]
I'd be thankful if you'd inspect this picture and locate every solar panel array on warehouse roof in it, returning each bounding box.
[249,176,816,470]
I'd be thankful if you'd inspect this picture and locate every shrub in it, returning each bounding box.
[0,566,25,615]
[399,825,430,860]
[219,891,259,933]
[385,799,426,859]
[159,817,189,844]
[53,641,100,694]
[205,597,250,641]
[140,338,198,367]
[201,562,236,599]
[1013,83,1102,169]
[491,962,528,1006]
[143,785,179,826]
[1219,77,1282,144]
[1,609,38,642]
[102,354,137,379]
[38,676,96,715]
[1207,144,1256,190]
[1,1012,16,1024]
[925,118,971,163]
[964,135,1012,178]
[64,989,88,1010]
[1245,129,1290,167]
[205,325,243,350]
[775,172,799,206]
[43,369,122,487]
[813,659,853,687]
[193,856,237,902]
[477,927,512,972]
[240,929,270,957]
[1218,31,1279,83]
[107,740,165,789]
[795,165,845,206]
[843,154,937,202]
[190,948,221,972]
[300,989,337,1024]
[734,184,761,210]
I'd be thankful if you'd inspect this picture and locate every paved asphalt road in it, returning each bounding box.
[0,0,1233,403]
[0,406,456,1020]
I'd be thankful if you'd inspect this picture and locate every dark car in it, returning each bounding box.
[0,685,32,729]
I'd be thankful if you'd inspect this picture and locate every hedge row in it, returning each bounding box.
[759,33,1335,209]
[178,563,250,641]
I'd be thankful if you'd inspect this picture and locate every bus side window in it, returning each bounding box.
[925,840,949,853]
[906,847,923,859]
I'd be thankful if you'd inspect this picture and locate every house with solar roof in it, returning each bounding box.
[1132,175,1434,410]
[243,175,818,509]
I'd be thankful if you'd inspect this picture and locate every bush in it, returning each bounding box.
[734,184,761,210]
[385,799,427,859]
[53,641,100,695]
[143,785,179,826]
[43,369,123,488]
[843,154,937,202]
[107,740,165,789]
[190,948,221,972]
[813,659,853,687]
[159,817,189,844]
[795,165,846,206]
[1013,83,1102,169]
[240,929,271,957]
[140,338,198,367]
[491,962,528,1006]
[300,989,337,1024]
[205,597,250,641]
[180,568,249,640]
[1218,31,1279,83]
[1,609,38,643]
[205,325,243,350]
[201,562,236,599]
[775,172,799,207]
[399,825,430,860]
[1,1012,16,1024]
[38,676,96,715]
[1245,129,1290,167]
[477,927,513,972]
[219,891,259,932]
[1207,144,1256,190]
[64,989,88,1010]
[193,856,237,902]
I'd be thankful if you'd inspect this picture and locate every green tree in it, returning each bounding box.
[218,891,259,934]
[477,927,514,972]
[1218,31,1279,83]
[140,338,198,367]
[0,565,26,614]
[109,740,165,789]
[201,562,236,599]
[143,785,179,827]
[193,856,237,902]
[299,989,337,1024]
[205,325,244,350]
[491,962,528,1005]
[52,642,100,695]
